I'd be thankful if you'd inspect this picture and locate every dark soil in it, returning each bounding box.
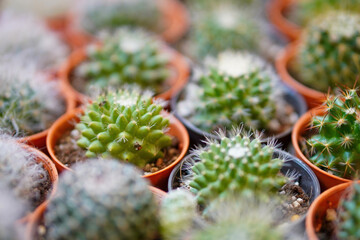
[55,129,180,173]
[30,171,52,211]
[316,209,339,240]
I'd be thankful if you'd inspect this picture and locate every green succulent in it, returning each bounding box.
[306,88,360,179]
[76,28,170,95]
[45,159,159,240]
[76,89,172,168]
[295,11,360,93]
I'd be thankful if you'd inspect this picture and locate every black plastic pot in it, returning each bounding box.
[170,83,307,149]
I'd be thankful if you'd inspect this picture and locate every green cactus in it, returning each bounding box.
[338,183,360,240]
[306,88,360,179]
[76,89,172,168]
[188,133,287,206]
[295,11,360,93]
[78,0,161,35]
[76,28,170,95]
[45,159,159,240]
[160,189,198,240]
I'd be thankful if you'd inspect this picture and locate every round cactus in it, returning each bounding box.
[295,11,360,93]
[160,189,197,240]
[76,27,170,95]
[76,88,172,168]
[306,88,360,179]
[45,159,159,240]
[188,133,287,206]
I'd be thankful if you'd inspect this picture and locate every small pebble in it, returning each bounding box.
[297,198,303,204]
[156,158,163,167]
[326,209,337,221]
[279,190,285,195]
[294,182,299,186]
[291,196,297,201]
[292,201,300,208]
[38,225,46,235]
[291,215,300,222]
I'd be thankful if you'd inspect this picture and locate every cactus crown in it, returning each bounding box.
[295,11,360,93]
[186,130,287,206]
[76,28,170,95]
[76,88,172,168]
[306,88,360,179]
[45,159,159,240]
[78,0,160,35]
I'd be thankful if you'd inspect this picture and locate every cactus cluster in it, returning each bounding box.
[77,0,161,35]
[45,159,159,240]
[306,88,360,179]
[188,132,287,206]
[75,28,170,95]
[76,88,172,168]
[295,11,360,93]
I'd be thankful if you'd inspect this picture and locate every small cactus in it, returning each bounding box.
[295,11,360,92]
[160,189,198,240]
[306,88,360,179]
[76,88,172,168]
[75,27,170,95]
[45,159,159,240]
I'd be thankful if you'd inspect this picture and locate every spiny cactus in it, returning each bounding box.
[45,159,159,240]
[0,11,68,70]
[295,11,360,93]
[338,183,360,239]
[75,27,170,95]
[76,88,172,168]
[77,0,161,35]
[187,131,287,206]
[0,60,65,136]
[0,135,51,211]
[306,88,360,179]
[160,189,198,240]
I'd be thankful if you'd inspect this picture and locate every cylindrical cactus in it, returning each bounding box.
[76,88,172,168]
[45,159,159,240]
[295,11,360,92]
[306,88,360,179]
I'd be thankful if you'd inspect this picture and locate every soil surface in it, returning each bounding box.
[30,172,52,211]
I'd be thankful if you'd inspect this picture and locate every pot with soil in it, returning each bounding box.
[65,0,189,49]
[47,89,189,188]
[171,51,306,148]
[276,11,360,109]
[60,27,190,105]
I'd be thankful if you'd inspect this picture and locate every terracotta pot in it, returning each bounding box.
[306,182,355,240]
[292,108,351,191]
[276,42,327,109]
[65,0,189,49]
[45,15,70,33]
[47,108,189,188]
[60,45,190,105]
[267,0,301,41]
[25,186,166,240]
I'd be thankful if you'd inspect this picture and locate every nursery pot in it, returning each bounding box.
[25,186,166,240]
[306,182,355,240]
[267,0,301,41]
[60,46,190,105]
[171,83,307,149]
[276,42,327,109]
[292,107,352,191]
[65,0,189,49]
[47,108,189,189]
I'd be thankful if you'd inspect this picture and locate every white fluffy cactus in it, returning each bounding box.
[0,11,68,70]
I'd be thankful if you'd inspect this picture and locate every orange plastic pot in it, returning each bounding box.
[306,182,355,240]
[45,14,70,33]
[276,42,327,109]
[25,186,165,240]
[47,108,189,188]
[292,108,351,191]
[60,45,190,105]
[267,0,301,41]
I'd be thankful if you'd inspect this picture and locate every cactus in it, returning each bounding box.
[306,88,360,179]
[160,189,198,240]
[187,131,287,206]
[75,27,170,95]
[0,135,51,210]
[77,0,161,35]
[338,183,360,240]
[0,60,65,136]
[76,88,172,168]
[295,11,360,93]
[45,159,159,240]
